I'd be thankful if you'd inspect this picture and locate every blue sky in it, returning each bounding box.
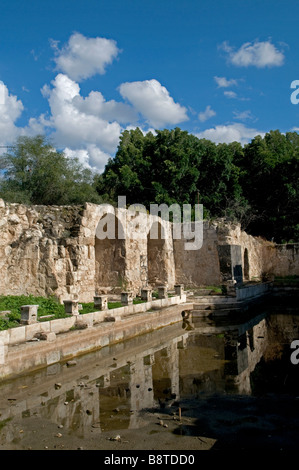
[0,0,299,171]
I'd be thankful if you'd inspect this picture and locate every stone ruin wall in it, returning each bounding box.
[221,222,299,279]
[0,199,298,304]
[0,200,176,303]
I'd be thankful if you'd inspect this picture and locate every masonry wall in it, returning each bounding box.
[0,200,176,302]
[173,221,222,287]
[0,199,298,303]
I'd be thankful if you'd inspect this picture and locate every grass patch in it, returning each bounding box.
[0,294,149,330]
[0,294,67,330]
[80,298,146,313]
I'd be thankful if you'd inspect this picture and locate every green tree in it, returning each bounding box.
[96,127,298,242]
[0,135,102,205]
[241,130,299,241]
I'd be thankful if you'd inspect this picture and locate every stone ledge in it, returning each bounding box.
[0,294,187,347]
[0,302,193,380]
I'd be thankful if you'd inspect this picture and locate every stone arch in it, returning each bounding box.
[95,213,126,292]
[147,221,168,287]
[243,248,250,281]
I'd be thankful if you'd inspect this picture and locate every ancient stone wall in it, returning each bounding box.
[173,221,222,287]
[0,200,176,302]
[0,199,298,303]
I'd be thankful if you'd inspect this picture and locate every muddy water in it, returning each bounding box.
[0,306,299,450]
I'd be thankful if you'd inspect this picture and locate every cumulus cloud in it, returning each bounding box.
[64,146,111,173]
[52,32,120,81]
[224,90,238,99]
[195,123,265,146]
[198,105,216,122]
[220,40,285,68]
[41,73,125,156]
[214,76,238,88]
[119,79,188,128]
[0,81,24,145]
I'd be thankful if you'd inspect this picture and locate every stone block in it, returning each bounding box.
[0,341,6,365]
[63,300,79,316]
[121,291,133,305]
[34,331,56,342]
[20,305,38,325]
[174,284,184,296]
[104,314,122,322]
[141,288,152,302]
[94,295,108,310]
[9,326,26,344]
[157,286,167,299]
[0,311,10,318]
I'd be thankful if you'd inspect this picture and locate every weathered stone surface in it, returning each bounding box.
[34,331,56,342]
[0,202,297,306]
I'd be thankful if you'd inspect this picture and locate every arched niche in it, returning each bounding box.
[95,213,126,292]
[147,221,168,287]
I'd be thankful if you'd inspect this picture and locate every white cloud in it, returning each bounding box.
[52,32,120,81]
[73,90,138,124]
[42,73,124,156]
[214,76,238,88]
[64,145,111,173]
[119,79,188,128]
[220,40,285,68]
[198,105,216,122]
[224,90,238,99]
[195,123,265,146]
[0,81,24,145]
[233,110,256,121]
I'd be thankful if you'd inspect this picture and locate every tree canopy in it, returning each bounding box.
[0,130,298,243]
[0,135,102,206]
[97,127,299,243]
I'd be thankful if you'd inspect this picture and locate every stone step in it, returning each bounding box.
[191,296,237,304]
[192,307,241,317]
[193,302,239,310]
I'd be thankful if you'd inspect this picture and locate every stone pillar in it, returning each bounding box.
[20,305,38,325]
[174,284,184,296]
[141,288,152,302]
[157,286,167,299]
[121,291,133,305]
[94,295,108,310]
[63,300,79,316]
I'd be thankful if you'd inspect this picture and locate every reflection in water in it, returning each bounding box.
[0,308,299,445]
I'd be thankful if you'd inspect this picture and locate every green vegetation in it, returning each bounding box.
[0,135,102,206]
[0,129,298,243]
[0,294,66,330]
[97,127,299,243]
[0,295,148,330]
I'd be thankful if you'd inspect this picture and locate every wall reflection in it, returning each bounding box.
[0,310,299,444]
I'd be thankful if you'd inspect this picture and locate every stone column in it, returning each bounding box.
[63,300,79,316]
[20,305,38,325]
[174,284,184,296]
[121,292,133,305]
[141,288,152,302]
[157,286,167,299]
[94,295,108,310]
